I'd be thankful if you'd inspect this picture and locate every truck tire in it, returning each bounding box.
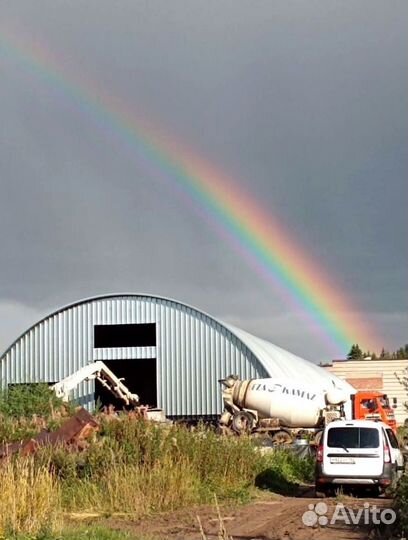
[270,430,292,446]
[216,424,233,436]
[231,411,255,435]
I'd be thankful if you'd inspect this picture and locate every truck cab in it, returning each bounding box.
[352,391,397,432]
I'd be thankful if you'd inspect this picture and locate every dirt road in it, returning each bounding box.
[103,493,394,540]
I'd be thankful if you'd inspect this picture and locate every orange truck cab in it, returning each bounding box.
[352,391,397,432]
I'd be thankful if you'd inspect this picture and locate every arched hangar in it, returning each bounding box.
[0,294,351,418]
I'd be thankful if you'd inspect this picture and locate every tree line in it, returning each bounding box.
[347,343,408,360]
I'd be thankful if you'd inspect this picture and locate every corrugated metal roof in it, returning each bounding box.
[226,324,355,393]
[0,293,354,416]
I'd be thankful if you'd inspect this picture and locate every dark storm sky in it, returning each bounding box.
[0,1,407,361]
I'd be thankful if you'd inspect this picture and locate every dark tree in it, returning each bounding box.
[394,345,408,359]
[380,348,391,360]
[347,344,364,360]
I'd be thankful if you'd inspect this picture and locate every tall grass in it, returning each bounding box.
[0,412,315,536]
[62,457,201,515]
[0,457,61,537]
[43,416,262,514]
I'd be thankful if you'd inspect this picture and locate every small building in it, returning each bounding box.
[325,358,408,426]
[0,293,351,419]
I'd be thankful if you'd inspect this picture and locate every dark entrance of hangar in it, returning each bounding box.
[94,358,157,409]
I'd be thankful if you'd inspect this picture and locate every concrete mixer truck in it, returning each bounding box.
[219,375,396,445]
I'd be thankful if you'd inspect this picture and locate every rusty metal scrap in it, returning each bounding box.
[0,408,99,459]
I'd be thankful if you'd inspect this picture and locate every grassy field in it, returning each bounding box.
[0,384,315,540]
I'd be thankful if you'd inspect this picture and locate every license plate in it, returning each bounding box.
[330,457,356,464]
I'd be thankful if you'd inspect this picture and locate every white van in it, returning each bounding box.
[315,420,405,496]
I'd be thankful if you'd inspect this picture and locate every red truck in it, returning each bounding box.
[352,391,397,432]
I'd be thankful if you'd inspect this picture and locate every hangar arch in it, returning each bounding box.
[0,293,350,417]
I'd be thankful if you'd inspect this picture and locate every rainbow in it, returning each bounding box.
[0,26,382,356]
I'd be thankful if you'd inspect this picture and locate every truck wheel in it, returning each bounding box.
[231,411,255,435]
[270,430,292,446]
[216,424,233,436]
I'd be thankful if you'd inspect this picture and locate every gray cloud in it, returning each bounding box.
[0,1,407,360]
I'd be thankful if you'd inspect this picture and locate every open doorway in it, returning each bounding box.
[94,358,157,410]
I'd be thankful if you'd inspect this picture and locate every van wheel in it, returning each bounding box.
[315,486,328,498]
[368,486,382,498]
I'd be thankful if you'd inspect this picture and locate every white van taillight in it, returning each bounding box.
[383,443,391,463]
[317,444,324,463]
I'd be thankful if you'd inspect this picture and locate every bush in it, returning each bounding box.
[255,449,314,495]
[0,384,63,418]
[0,384,69,444]
[397,425,408,448]
[395,473,408,535]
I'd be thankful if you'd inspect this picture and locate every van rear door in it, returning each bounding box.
[323,426,383,477]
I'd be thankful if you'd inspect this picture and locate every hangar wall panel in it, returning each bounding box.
[0,295,267,417]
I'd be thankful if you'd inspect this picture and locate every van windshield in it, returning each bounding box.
[327,427,379,449]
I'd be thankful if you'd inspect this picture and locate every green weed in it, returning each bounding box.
[0,384,70,444]
[394,473,408,536]
[255,448,314,495]
[0,410,315,536]
[5,526,145,540]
